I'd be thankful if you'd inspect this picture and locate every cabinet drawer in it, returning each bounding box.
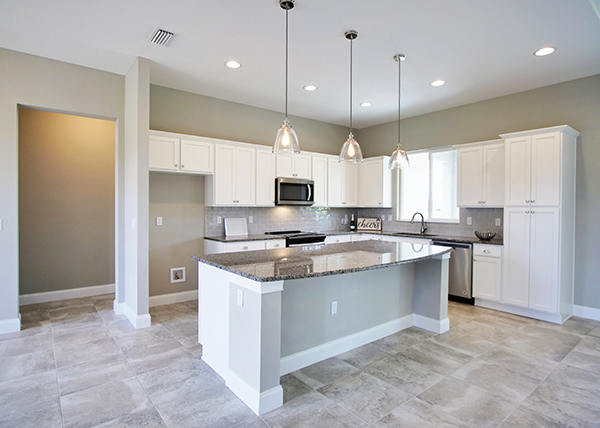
[325,235,352,244]
[473,244,502,258]
[222,241,265,253]
[266,239,286,249]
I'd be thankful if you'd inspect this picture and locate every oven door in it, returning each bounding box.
[276,177,315,206]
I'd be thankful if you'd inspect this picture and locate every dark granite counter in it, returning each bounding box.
[194,240,451,282]
[204,233,284,242]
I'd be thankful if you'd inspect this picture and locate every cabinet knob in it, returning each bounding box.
[531,200,535,203]
[181,164,185,168]
[174,164,178,168]
[482,201,486,204]
[274,244,279,247]
[242,246,248,250]
[484,249,491,254]
[525,200,530,203]
[531,210,535,214]
[526,210,530,214]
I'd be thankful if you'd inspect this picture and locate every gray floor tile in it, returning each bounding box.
[477,345,558,382]
[449,320,516,344]
[562,350,600,372]
[58,354,135,396]
[54,336,123,369]
[543,363,600,395]
[0,398,62,428]
[372,397,472,428]
[497,328,582,362]
[0,348,56,382]
[371,327,433,355]
[48,297,95,310]
[52,321,113,346]
[417,376,516,428]
[231,416,271,428]
[0,332,53,357]
[61,377,153,428]
[398,339,473,374]
[570,335,600,357]
[291,357,358,389]
[0,370,59,414]
[336,343,390,368]
[126,343,193,375]
[499,406,571,428]
[318,371,412,423]
[431,328,497,357]
[94,408,167,428]
[162,317,199,348]
[589,326,600,338]
[281,374,312,403]
[49,304,97,321]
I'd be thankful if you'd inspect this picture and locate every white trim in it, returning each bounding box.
[573,305,600,322]
[113,300,124,314]
[475,299,564,324]
[123,304,151,329]
[0,315,21,335]
[19,283,115,306]
[280,315,413,375]
[413,314,450,334]
[149,290,197,307]
[226,372,283,415]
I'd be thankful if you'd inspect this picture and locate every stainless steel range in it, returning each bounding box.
[265,230,326,247]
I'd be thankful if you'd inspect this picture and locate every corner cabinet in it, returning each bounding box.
[149,133,214,175]
[358,156,393,208]
[487,125,578,324]
[206,144,256,206]
[456,140,504,207]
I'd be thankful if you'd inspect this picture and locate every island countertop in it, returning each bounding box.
[193,240,451,282]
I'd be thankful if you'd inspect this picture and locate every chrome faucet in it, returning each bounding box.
[410,212,427,234]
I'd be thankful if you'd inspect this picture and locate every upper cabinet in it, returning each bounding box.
[359,156,392,208]
[276,153,312,179]
[328,159,358,207]
[456,140,504,207]
[256,149,276,207]
[206,144,256,206]
[311,154,330,207]
[149,133,214,175]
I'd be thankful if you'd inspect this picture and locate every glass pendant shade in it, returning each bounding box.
[273,118,300,154]
[339,132,363,163]
[388,143,410,169]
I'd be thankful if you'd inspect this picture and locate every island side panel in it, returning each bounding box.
[413,254,450,333]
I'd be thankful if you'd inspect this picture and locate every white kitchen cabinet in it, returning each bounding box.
[327,159,358,207]
[149,134,214,174]
[311,155,330,207]
[276,153,312,179]
[456,140,504,207]
[359,156,392,208]
[488,125,579,324]
[472,244,502,302]
[207,144,256,206]
[324,235,352,244]
[204,239,286,254]
[256,149,276,206]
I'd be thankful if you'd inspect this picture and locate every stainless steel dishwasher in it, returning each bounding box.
[431,240,473,303]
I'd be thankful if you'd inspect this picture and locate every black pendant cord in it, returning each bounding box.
[284,9,289,121]
[349,37,353,134]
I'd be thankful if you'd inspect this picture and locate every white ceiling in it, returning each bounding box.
[2,0,600,129]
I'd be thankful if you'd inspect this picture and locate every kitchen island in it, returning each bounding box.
[193,240,452,415]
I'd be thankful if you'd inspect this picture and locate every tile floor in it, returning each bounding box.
[1,297,600,427]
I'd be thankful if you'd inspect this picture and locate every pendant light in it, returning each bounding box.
[339,30,363,163]
[273,0,300,155]
[388,54,410,169]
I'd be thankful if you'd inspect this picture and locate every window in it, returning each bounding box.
[398,148,459,222]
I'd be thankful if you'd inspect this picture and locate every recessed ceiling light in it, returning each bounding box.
[431,80,446,87]
[303,85,317,91]
[360,102,372,107]
[225,60,241,69]
[534,47,556,57]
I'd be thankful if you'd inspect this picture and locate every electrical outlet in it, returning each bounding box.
[495,218,501,227]
[170,267,185,283]
[0,219,3,231]
[382,215,386,222]
[156,217,162,226]
[217,216,222,224]
[248,216,253,224]
[237,289,244,307]
[466,217,472,226]
[388,215,392,221]
[331,301,338,315]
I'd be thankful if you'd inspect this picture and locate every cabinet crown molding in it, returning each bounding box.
[499,125,580,139]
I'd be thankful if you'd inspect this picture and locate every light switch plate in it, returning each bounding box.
[331,301,338,315]
[156,217,162,226]
[248,216,253,224]
[495,218,501,226]
[217,216,222,224]
[388,215,392,221]
[466,217,472,226]
[237,289,244,307]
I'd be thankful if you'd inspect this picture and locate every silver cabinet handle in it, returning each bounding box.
[525,200,530,203]
[242,246,248,250]
[174,164,178,167]
[484,249,491,254]
[181,164,185,168]
[274,244,279,247]
[531,200,535,203]
[531,210,535,214]
[526,210,530,214]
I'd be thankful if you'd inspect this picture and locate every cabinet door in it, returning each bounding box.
[528,207,560,313]
[312,156,328,206]
[235,146,256,206]
[473,256,502,302]
[327,158,343,206]
[294,154,312,179]
[344,163,359,206]
[530,132,561,206]
[482,144,504,207]
[149,136,179,171]
[276,154,294,178]
[503,208,531,307]
[360,159,384,207]
[256,149,275,206]
[180,139,214,174]
[505,136,531,206]
[214,145,236,205]
[457,146,483,206]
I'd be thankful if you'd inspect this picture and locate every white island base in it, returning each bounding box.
[198,246,450,415]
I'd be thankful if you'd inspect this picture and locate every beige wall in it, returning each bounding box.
[360,74,600,310]
[18,108,115,294]
[149,173,205,297]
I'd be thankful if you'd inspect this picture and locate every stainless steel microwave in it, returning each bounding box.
[275,177,315,206]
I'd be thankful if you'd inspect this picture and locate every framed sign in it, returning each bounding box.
[357,217,382,232]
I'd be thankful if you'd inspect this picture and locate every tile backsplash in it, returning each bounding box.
[205,206,503,239]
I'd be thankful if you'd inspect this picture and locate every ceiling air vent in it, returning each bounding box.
[149,28,174,46]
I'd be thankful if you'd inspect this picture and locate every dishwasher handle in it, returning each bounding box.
[432,240,472,249]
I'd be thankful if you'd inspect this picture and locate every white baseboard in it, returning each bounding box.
[0,315,21,335]
[414,314,450,334]
[123,304,152,329]
[149,290,197,307]
[280,315,414,376]
[20,283,115,306]
[226,372,283,416]
[573,305,600,321]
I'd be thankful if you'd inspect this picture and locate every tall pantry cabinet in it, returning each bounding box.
[498,125,578,324]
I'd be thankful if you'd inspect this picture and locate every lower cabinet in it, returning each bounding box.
[324,235,353,244]
[472,244,502,302]
[204,239,285,254]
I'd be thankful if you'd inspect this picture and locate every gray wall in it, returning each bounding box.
[18,108,115,295]
[149,173,205,296]
[360,74,600,310]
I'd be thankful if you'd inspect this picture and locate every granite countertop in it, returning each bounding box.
[204,233,286,242]
[193,240,452,282]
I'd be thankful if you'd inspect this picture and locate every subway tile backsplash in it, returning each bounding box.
[205,206,503,239]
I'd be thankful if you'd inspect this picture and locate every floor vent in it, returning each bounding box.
[149,28,174,46]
